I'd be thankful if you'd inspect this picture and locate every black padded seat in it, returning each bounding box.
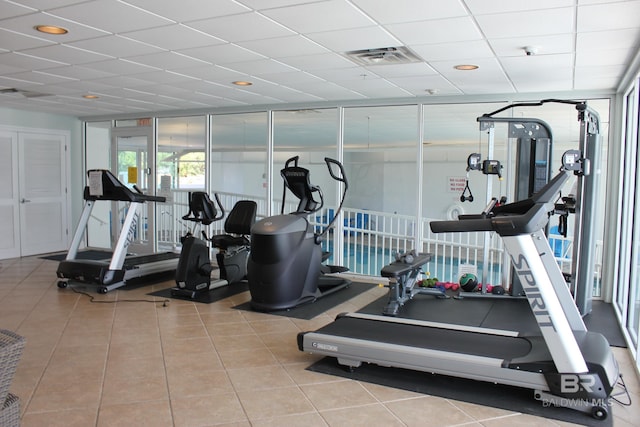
[211,200,257,250]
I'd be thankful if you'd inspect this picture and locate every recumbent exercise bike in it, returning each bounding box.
[173,191,256,299]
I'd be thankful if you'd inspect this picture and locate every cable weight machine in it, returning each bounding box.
[459,100,599,314]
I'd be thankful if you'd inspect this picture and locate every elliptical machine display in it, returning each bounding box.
[248,156,350,311]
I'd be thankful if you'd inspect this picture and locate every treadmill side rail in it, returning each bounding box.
[298,330,549,391]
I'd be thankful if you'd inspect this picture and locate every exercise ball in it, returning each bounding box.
[459,273,478,292]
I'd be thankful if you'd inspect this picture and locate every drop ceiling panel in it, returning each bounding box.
[41,80,117,95]
[575,75,621,90]
[489,34,574,57]
[314,68,382,83]
[242,82,319,102]
[223,59,299,76]
[429,57,513,92]
[475,8,575,39]
[0,28,55,51]
[67,35,165,58]
[500,53,574,74]
[577,28,640,51]
[187,12,296,43]
[48,0,173,34]
[258,71,328,88]
[0,51,66,71]
[125,51,210,70]
[178,45,266,65]
[411,40,494,62]
[7,0,91,11]
[303,81,365,101]
[260,0,375,33]
[22,44,112,65]
[464,0,574,15]
[305,26,401,52]
[0,1,36,19]
[122,24,225,51]
[4,70,74,85]
[339,78,413,98]
[238,35,329,59]
[388,74,462,96]
[173,65,250,83]
[80,59,160,75]
[278,52,357,71]
[124,0,250,23]
[514,77,574,93]
[362,62,437,79]
[577,1,640,32]
[0,63,24,74]
[350,0,468,24]
[386,16,483,45]
[576,48,634,67]
[237,0,319,9]
[91,71,188,88]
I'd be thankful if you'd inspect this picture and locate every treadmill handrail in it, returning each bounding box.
[84,169,166,203]
[430,170,569,237]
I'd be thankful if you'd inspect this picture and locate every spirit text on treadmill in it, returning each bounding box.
[511,253,557,332]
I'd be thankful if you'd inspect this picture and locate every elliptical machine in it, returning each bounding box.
[248,156,350,311]
[172,191,256,299]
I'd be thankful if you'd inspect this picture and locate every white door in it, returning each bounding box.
[18,132,68,256]
[0,131,20,259]
[112,126,157,255]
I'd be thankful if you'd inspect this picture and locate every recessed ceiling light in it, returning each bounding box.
[83,94,99,99]
[454,64,479,71]
[34,25,68,35]
[232,81,253,86]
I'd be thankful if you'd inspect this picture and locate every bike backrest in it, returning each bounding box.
[225,200,257,235]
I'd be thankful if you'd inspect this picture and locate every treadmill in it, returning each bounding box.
[298,152,619,420]
[57,169,179,293]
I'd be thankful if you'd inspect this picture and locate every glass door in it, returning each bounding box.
[111,126,157,255]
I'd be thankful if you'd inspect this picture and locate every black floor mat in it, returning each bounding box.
[583,301,626,347]
[308,357,613,427]
[233,281,375,319]
[148,281,249,304]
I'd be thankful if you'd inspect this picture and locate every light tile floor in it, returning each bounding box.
[0,255,638,426]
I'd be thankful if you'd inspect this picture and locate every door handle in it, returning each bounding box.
[21,198,31,203]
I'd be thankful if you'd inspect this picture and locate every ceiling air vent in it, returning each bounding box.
[344,46,423,66]
[0,88,52,98]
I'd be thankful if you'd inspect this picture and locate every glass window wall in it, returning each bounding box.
[157,115,206,247]
[272,108,339,261]
[343,105,419,275]
[210,112,269,220]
